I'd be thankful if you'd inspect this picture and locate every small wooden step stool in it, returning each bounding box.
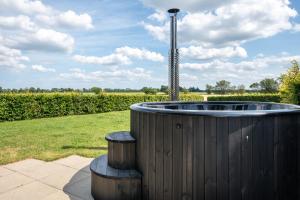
[90,131,141,200]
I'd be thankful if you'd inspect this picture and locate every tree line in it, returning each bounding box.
[205,78,279,95]
[0,78,279,95]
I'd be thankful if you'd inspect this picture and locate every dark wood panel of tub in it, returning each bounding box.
[106,132,136,170]
[131,110,300,200]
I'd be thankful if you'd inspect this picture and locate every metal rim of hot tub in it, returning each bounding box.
[130,101,300,117]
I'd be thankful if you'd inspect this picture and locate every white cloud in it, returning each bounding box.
[0,0,91,54]
[0,15,37,31]
[31,65,55,72]
[73,46,164,65]
[148,10,167,22]
[142,0,235,12]
[181,55,300,73]
[36,10,93,30]
[73,54,131,66]
[7,29,75,53]
[180,73,198,81]
[293,24,300,32]
[115,46,164,62]
[180,46,247,60]
[180,73,199,87]
[0,44,29,70]
[59,67,152,81]
[180,54,300,86]
[0,0,52,15]
[143,0,297,46]
[142,22,168,41]
[0,0,93,30]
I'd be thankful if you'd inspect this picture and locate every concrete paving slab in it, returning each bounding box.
[0,173,34,194]
[54,156,93,171]
[0,167,14,177]
[63,176,93,200]
[40,167,89,190]
[79,165,91,173]
[0,181,58,200]
[42,191,83,200]
[0,156,94,200]
[4,159,46,172]
[15,162,73,180]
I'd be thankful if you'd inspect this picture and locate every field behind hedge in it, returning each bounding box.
[207,93,281,102]
[0,93,204,121]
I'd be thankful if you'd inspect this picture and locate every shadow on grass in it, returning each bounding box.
[62,145,107,150]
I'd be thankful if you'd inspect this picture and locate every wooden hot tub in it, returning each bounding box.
[130,101,300,200]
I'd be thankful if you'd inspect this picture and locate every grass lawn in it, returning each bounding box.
[0,110,130,165]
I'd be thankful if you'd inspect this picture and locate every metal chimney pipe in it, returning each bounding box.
[168,8,180,101]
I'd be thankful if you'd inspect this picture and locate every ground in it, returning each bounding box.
[0,111,130,165]
[0,155,94,200]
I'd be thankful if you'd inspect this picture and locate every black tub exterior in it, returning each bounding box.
[130,104,300,200]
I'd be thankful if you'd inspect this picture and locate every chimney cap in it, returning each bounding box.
[168,8,180,14]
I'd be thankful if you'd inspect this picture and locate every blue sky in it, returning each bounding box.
[0,0,300,89]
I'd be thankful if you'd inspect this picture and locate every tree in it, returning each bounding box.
[0,86,2,93]
[279,60,300,104]
[160,85,168,94]
[259,78,279,93]
[142,87,158,95]
[237,84,245,94]
[215,80,231,94]
[29,87,36,93]
[249,82,260,91]
[91,87,102,94]
[205,84,214,94]
[181,87,189,94]
[188,87,201,92]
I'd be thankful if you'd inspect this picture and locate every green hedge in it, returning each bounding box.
[0,93,203,121]
[207,94,281,102]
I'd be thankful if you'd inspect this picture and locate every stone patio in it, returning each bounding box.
[0,155,94,200]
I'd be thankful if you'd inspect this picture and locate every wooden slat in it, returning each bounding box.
[205,117,217,200]
[129,179,142,200]
[108,142,114,168]
[172,115,183,200]
[155,114,164,200]
[193,116,205,200]
[142,112,149,200]
[263,117,274,200]
[276,116,285,200]
[252,117,264,200]
[217,117,229,200]
[163,115,173,200]
[241,117,253,200]
[130,110,134,137]
[285,115,298,199]
[135,111,141,171]
[273,116,279,200]
[229,117,241,200]
[297,115,300,200]
[182,116,193,200]
[148,113,156,200]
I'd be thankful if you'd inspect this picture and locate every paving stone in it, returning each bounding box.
[42,191,83,200]
[16,162,73,180]
[40,167,89,190]
[0,173,33,194]
[0,167,14,177]
[63,176,93,200]
[80,165,91,174]
[0,181,58,200]
[0,156,94,200]
[4,159,46,172]
[54,156,93,171]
